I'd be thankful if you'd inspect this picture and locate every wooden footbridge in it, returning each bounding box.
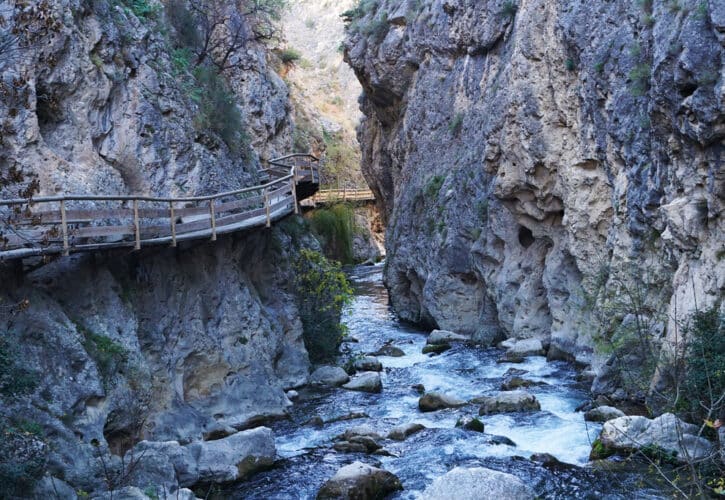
[301,187,375,207]
[0,154,322,261]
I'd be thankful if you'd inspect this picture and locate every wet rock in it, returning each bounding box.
[497,354,525,364]
[342,372,383,393]
[310,366,350,387]
[333,436,380,454]
[371,345,405,357]
[488,435,517,446]
[387,422,426,441]
[575,370,597,384]
[546,343,576,363]
[202,424,238,441]
[326,412,369,424]
[500,377,544,391]
[305,416,325,428]
[418,392,466,412]
[353,356,383,372]
[188,427,276,485]
[411,383,426,394]
[339,424,383,441]
[595,413,713,463]
[422,467,535,499]
[476,391,541,415]
[530,453,574,470]
[584,406,626,422]
[455,416,485,433]
[503,368,529,378]
[286,390,300,400]
[426,329,468,344]
[422,343,451,354]
[503,339,545,360]
[316,461,403,499]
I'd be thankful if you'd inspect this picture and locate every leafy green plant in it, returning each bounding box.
[292,249,353,363]
[629,62,651,96]
[80,327,128,384]
[192,66,251,156]
[115,0,160,20]
[361,13,389,43]
[449,112,464,136]
[565,58,576,71]
[278,48,302,64]
[500,1,518,19]
[594,61,605,73]
[310,204,356,264]
[0,335,38,397]
[425,175,446,198]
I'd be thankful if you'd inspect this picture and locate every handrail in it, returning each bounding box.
[0,153,321,260]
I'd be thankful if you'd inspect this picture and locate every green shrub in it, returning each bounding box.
[500,1,518,18]
[629,63,651,96]
[192,66,251,156]
[279,48,302,64]
[0,335,38,397]
[425,175,446,198]
[115,0,160,20]
[0,420,47,496]
[171,47,193,74]
[80,328,128,384]
[565,58,576,71]
[310,204,356,264]
[449,112,464,136]
[167,0,201,48]
[361,13,389,43]
[292,249,353,363]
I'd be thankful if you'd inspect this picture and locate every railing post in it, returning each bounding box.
[133,199,141,250]
[209,200,217,241]
[264,188,271,227]
[169,201,177,247]
[60,199,69,256]
[291,168,299,215]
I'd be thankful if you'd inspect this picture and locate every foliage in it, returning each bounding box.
[0,334,38,397]
[278,47,302,64]
[321,130,363,188]
[167,0,201,48]
[310,204,356,264]
[565,58,576,71]
[0,418,47,497]
[360,13,389,43]
[341,0,379,25]
[449,112,464,136]
[192,66,251,156]
[500,1,518,19]
[171,47,193,74]
[425,175,446,198]
[680,308,724,424]
[292,249,353,363]
[115,0,160,20]
[80,327,128,384]
[629,63,651,96]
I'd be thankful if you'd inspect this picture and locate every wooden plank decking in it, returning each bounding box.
[0,154,322,261]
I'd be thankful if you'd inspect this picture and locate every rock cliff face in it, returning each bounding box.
[344,0,724,366]
[0,0,314,495]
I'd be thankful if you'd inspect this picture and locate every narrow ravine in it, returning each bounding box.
[229,264,672,499]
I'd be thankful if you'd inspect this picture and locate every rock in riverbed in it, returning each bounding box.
[387,422,426,441]
[500,377,544,391]
[422,467,535,499]
[501,339,545,361]
[419,392,466,412]
[422,343,451,354]
[594,413,713,462]
[584,405,625,422]
[317,462,403,499]
[371,344,406,357]
[310,366,350,387]
[353,356,383,372]
[456,416,485,433]
[342,372,382,393]
[427,329,468,344]
[475,391,541,415]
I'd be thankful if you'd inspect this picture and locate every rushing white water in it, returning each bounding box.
[231,264,669,499]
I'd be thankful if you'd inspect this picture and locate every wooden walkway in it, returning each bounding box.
[301,188,375,207]
[0,154,320,261]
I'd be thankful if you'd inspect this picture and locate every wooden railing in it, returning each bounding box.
[0,154,319,260]
[302,188,375,207]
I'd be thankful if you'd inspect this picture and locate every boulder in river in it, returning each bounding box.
[455,416,485,433]
[186,427,276,485]
[371,344,406,357]
[339,424,383,441]
[419,392,466,412]
[353,356,383,372]
[593,413,713,463]
[422,467,535,500]
[500,377,544,391]
[426,329,468,345]
[502,339,545,360]
[584,405,625,422]
[342,372,383,393]
[316,461,403,500]
[422,343,451,354]
[475,391,541,415]
[310,366,350,387]
[387,422,426,441]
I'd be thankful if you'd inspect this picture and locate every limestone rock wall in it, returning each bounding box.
[344,0,724,367]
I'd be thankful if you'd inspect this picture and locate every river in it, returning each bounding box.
[229,263,670,499]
